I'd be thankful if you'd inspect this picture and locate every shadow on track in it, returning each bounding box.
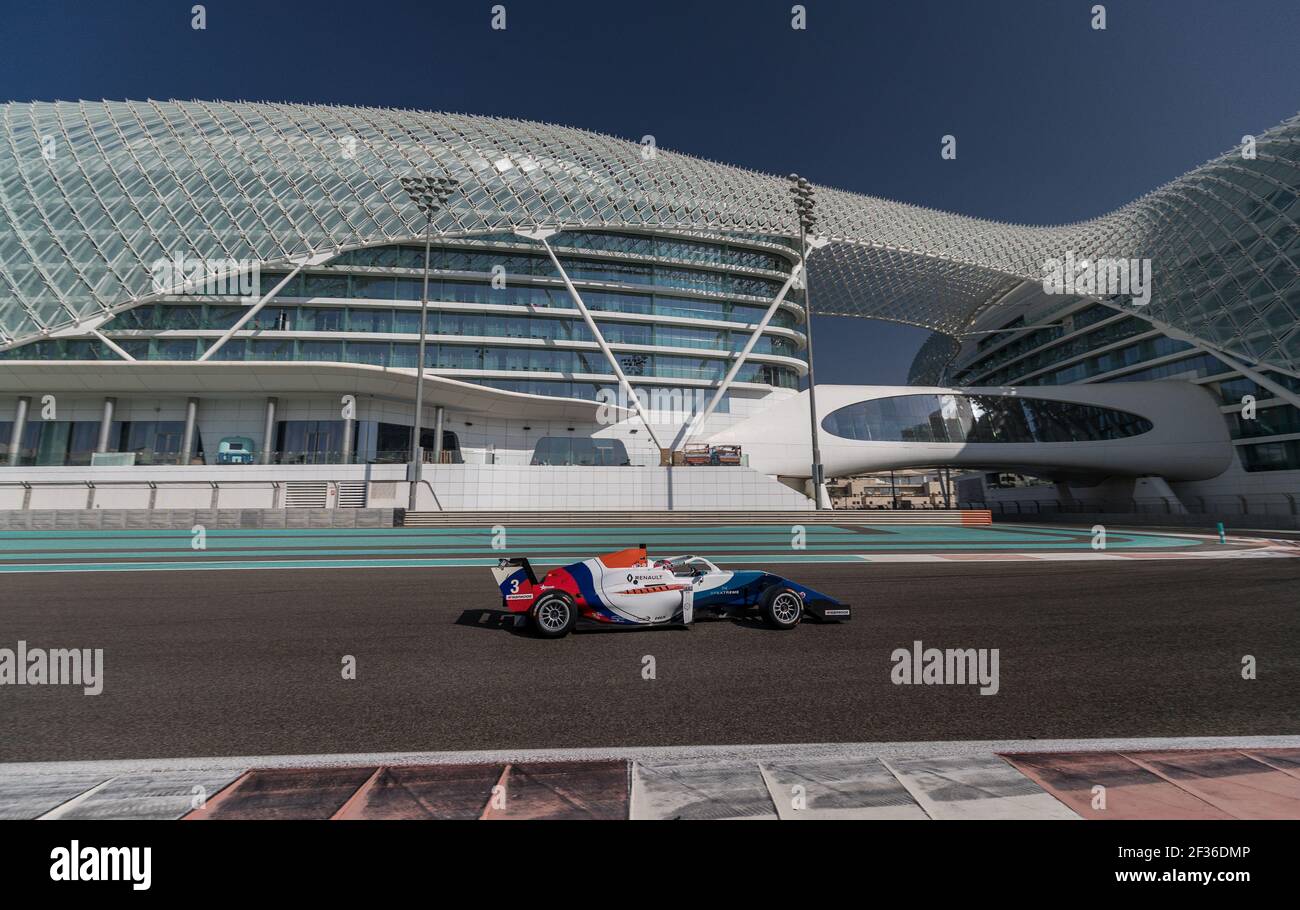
[454,607,797,637]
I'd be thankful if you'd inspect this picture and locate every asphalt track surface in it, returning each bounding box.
[3,558,1297,763]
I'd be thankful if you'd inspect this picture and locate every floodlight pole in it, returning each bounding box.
[791,174,829,509]
[409,210,434,508]
[400,174,458,511]
[800,222,828,509]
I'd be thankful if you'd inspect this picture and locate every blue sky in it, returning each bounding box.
[3,0,1297,383]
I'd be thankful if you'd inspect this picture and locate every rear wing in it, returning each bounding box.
[492,557,538,597]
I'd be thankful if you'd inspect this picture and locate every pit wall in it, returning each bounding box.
[0,508,394,531]
[0,464,814,513]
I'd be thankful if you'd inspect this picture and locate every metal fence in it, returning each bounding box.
[0,479,368,511]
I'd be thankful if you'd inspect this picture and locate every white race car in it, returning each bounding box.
[491,545,851,638]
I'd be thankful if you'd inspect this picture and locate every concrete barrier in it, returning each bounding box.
[401,509,993,527]
[0,507,994,531]
[0,509,396,531]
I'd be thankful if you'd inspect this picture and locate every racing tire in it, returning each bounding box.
[532,593,576,639]
[760,585,803,630]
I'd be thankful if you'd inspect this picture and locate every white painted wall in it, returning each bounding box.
[412,465,812,511]
[0,463,812,511]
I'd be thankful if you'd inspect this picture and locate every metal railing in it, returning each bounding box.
[0,478,319,511]
[0,449,465,467]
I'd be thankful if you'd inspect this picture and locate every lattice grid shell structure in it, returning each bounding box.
[1,100,1297,371]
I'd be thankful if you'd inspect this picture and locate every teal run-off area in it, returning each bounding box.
[0,523,1232,574]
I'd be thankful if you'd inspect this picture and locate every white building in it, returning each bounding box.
[0,101,1296,512]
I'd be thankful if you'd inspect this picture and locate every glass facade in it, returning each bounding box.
[530,436,631,466]
[1228,404,1300,439]
[0,230,806,400]
[291,246,792,299]
[272,421,461,465]
[822,394,1154,444]
[950,293,1300,477]
[1209,370,1300,404]
[1238,440,1300,472]
[961,315,1152,385]
[93,278,801,330]
[0,421,202,466]
[1105,352,1230,384]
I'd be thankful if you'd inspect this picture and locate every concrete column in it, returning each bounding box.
[431,406,445,464]
[7,396,30,466]
[1054,481,1077,506]
[1134,475,1186,515]
[341,417,355,464]
[261,397,278,465]
[96,397,116,453]
[180,397,199,465]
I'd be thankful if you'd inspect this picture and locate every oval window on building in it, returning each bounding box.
[821,394,1154,443]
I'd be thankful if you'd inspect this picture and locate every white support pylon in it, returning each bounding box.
[514,227,665,453]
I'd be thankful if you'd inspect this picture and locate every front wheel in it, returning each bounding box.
[532,593,576,638]
[760,586,803,630]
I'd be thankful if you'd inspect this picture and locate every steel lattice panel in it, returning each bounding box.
[0,100,1297,372]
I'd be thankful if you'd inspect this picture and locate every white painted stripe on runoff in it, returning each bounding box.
[0,772,113,820]
[880,755,1080,821]
[47,770,246,820]
[762,757,929,820]
[632,760,778,820]
[37,776,118,820]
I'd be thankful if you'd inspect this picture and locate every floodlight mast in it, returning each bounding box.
[790,174,829,509]
[399,174,459,511]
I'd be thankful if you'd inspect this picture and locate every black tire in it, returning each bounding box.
[760,585,803,630]
[532,592,576,638]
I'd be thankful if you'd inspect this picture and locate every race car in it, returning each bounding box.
[490,545,850,638]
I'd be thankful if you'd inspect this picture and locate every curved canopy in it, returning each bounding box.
[1,100,1297,370]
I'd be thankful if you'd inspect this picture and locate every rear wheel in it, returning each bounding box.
[532,593,576,638]
[761,586,803,630]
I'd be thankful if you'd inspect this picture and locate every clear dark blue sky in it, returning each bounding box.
[3,0,1297,383]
